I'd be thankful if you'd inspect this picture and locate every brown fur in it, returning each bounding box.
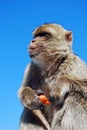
[18,23,87,130]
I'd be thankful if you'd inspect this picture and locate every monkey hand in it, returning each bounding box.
[50,95,64,109]
[50,87,68,109]
[18,87,44,110]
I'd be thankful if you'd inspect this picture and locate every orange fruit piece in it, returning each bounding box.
[38,95,51,105]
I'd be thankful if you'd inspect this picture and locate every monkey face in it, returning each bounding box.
[29,24,72,64]
[29,32,50,58]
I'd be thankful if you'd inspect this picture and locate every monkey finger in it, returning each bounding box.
[35,89,44,96]
[28,99,44,110]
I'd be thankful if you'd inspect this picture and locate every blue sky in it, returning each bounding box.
[0,0,87,130]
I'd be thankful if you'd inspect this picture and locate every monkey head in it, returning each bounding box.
[29,24,73,65]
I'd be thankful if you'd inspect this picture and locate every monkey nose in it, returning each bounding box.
[32,39,36,43]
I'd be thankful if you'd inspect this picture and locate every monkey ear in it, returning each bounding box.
[65,31,72,42]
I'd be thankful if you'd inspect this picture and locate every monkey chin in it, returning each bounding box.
[29,52,39,58]
[29,48,39,58]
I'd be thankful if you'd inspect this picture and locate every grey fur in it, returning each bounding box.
[18,23,87,130]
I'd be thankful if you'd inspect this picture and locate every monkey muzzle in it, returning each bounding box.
[29,44,39,57]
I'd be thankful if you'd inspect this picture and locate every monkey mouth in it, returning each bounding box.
[29,46,39,57]
[29,52,39,58]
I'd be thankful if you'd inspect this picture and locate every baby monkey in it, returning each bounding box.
[18,23,87,130]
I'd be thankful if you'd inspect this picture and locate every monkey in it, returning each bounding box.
[18,23,87,130]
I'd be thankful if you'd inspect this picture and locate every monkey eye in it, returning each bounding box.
[35,32,51,38]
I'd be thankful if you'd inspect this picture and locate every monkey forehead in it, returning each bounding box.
[33,23,66,36]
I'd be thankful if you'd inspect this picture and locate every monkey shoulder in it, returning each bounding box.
[59,54,87,79]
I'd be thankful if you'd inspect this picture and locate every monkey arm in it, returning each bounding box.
[18,87,44,110]
[50,76,87,108]
[18,61,45,110]
[59,76,87,98]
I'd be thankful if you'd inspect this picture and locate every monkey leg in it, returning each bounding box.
[51,93,87,130]
[19,108,50,130]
